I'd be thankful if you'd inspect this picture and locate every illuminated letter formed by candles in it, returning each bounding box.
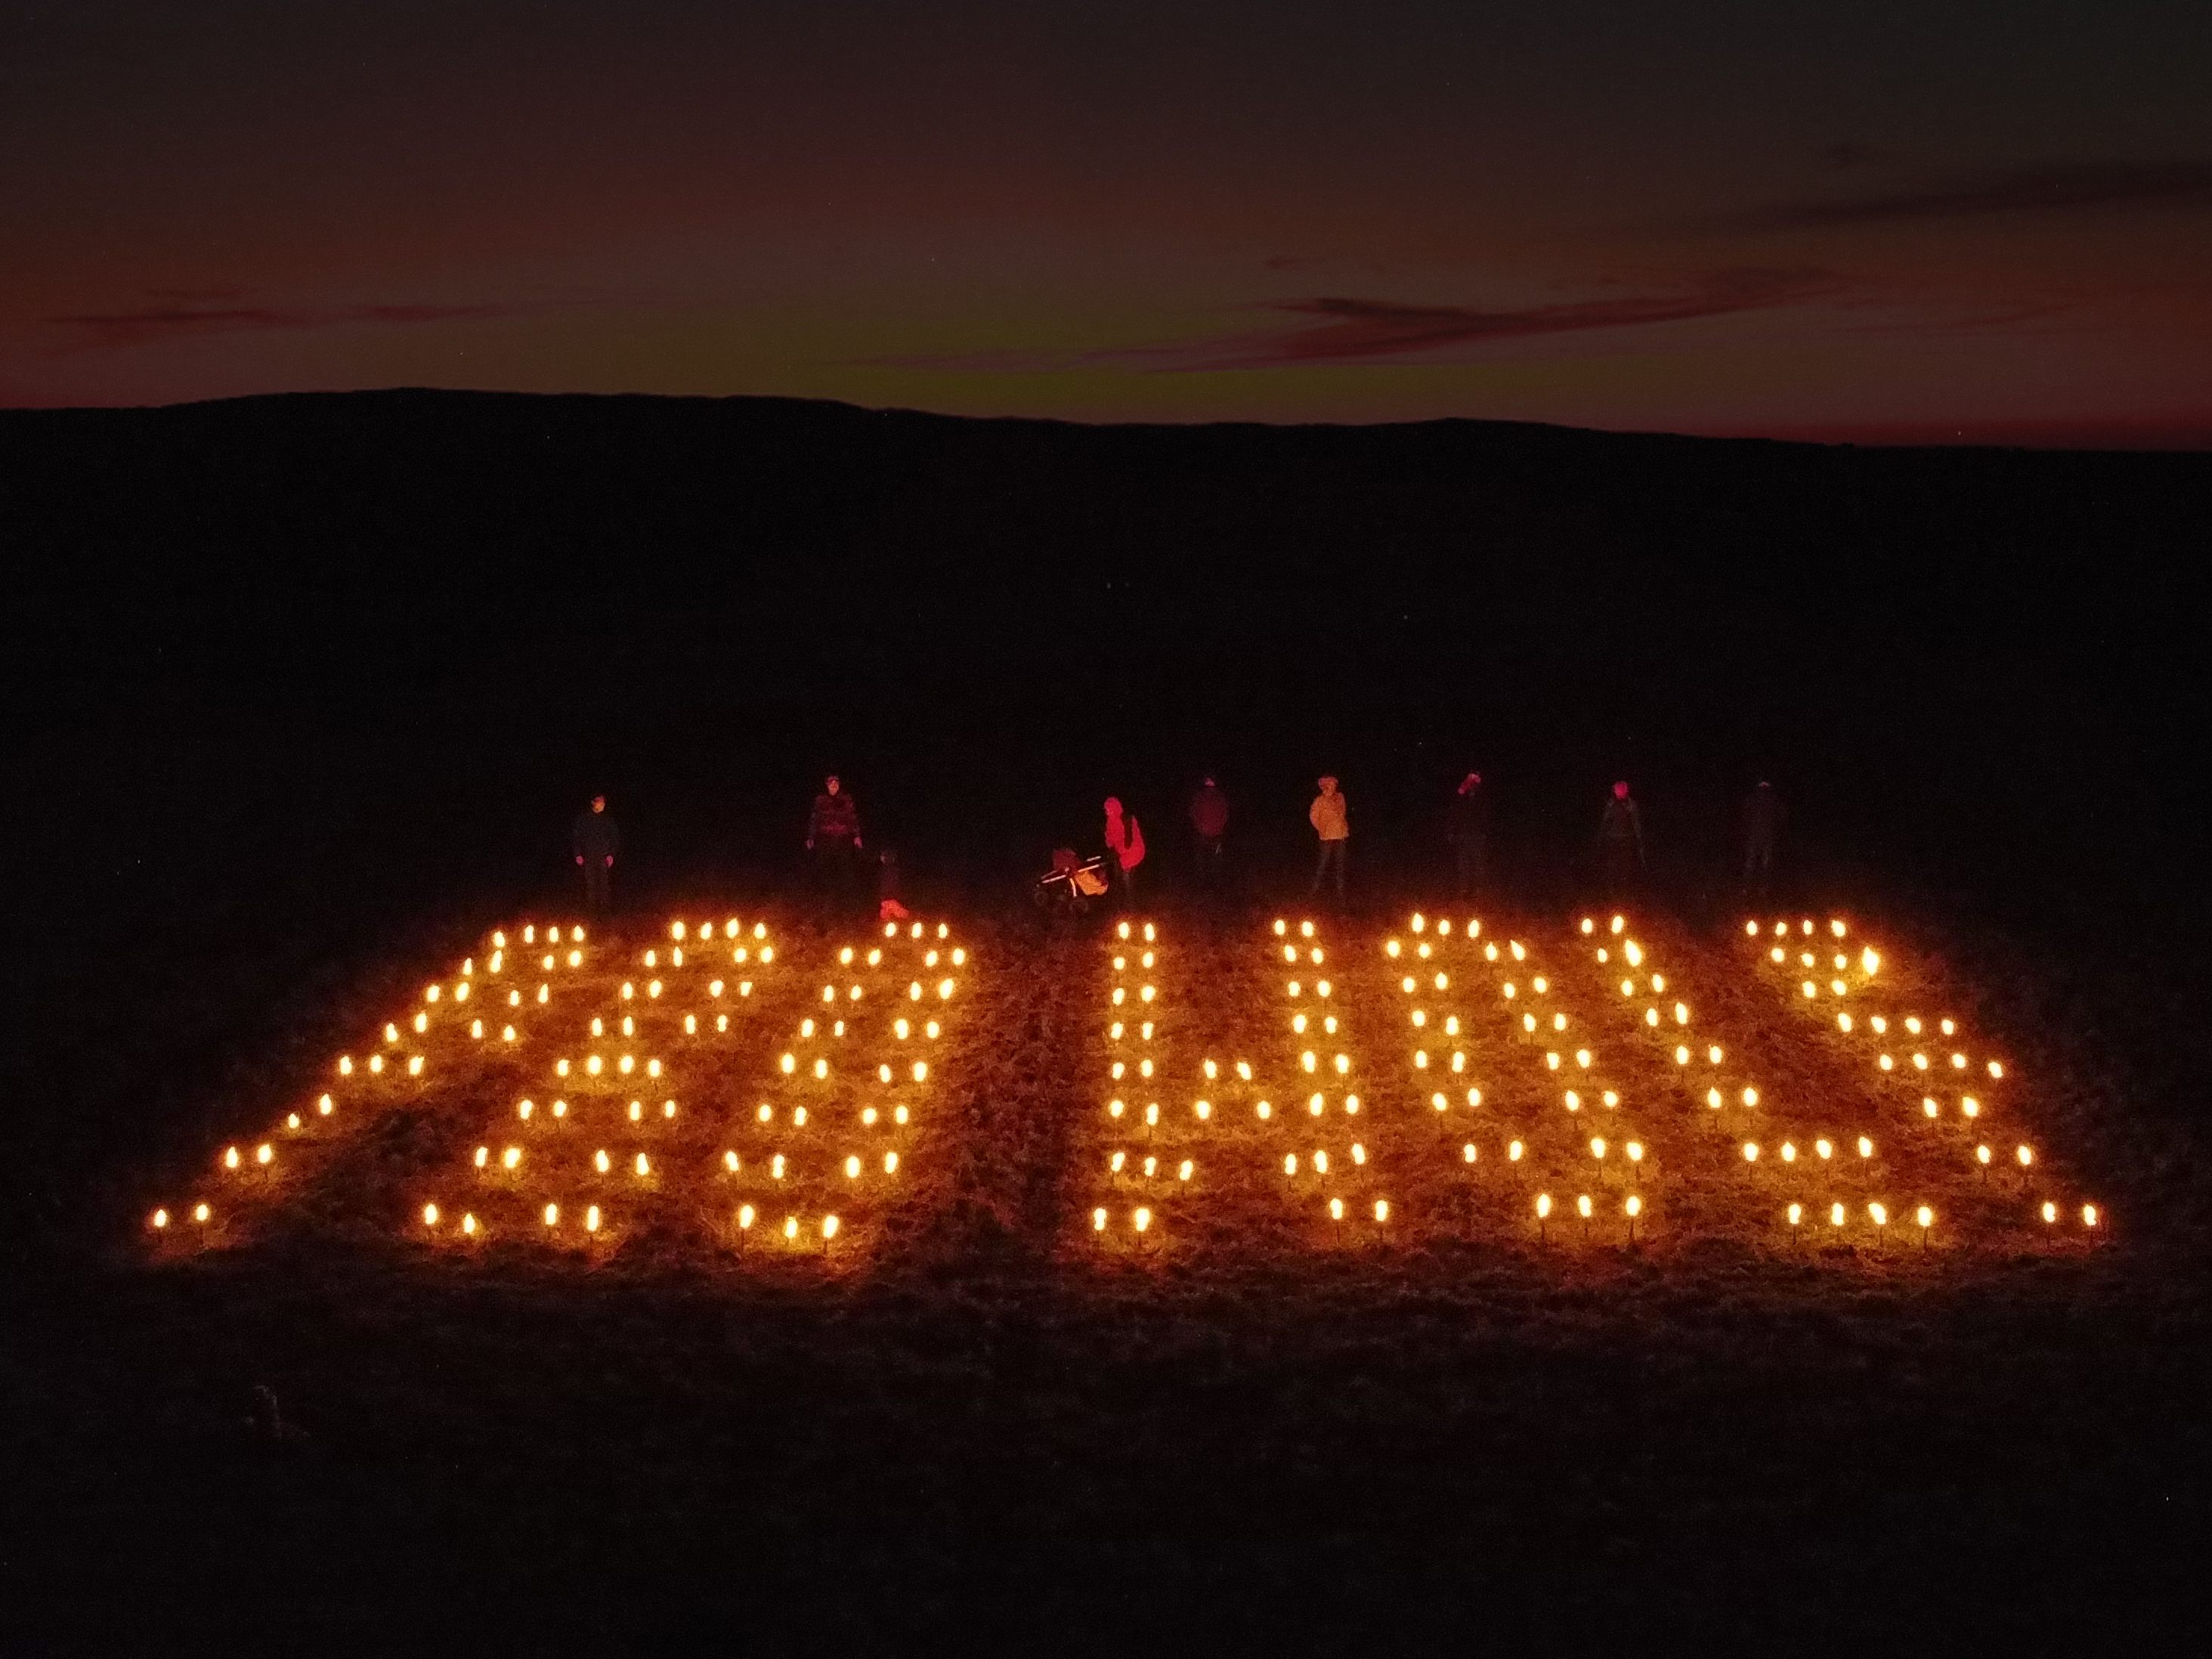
[150,912,2084,1264]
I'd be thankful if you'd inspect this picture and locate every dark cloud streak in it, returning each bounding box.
[867,269,1843,376]
[1724,162,2212,231]
[1104,269,1843,370]
[48,299,529,351]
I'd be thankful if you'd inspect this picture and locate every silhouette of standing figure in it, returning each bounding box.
[1449,772,1490,897]
[1598,780,1644,897]
[1189,775,1230,893]
[806,775,862,916]
[1740,781,1786,898]
[573,793,620,913]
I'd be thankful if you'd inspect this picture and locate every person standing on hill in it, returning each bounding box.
[1740,781,1786,898]
[1103,796,1146,907]
[1309,774,1350,903]
[806,774,862,915]
[1598,779,1644,896]
[1189,775,1230,893]
[572,793,620,914]
[1449,772,1490,897]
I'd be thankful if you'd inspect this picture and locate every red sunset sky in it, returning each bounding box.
[5,0,2210,442]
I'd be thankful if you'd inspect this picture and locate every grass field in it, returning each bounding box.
[10,898,2205,1642]
[143,903,2107,1271]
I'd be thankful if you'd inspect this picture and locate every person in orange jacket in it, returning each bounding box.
[1309,775,1349,902]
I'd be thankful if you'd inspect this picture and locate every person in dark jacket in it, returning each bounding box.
[1449,772,1490,897]
[806,775,863,915]
[1189,775,1230,892]
[572,794,620,913]
[1740,781,1786,897]
[1598,780,1644,896]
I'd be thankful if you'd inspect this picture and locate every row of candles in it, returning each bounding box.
[150,917,967,1252]
[1742,916,2098,1232]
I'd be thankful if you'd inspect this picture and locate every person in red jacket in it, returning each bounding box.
[1103,796,1146,908]
[1189,775,1230,893]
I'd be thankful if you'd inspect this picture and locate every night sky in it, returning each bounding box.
[7,0,2210,441]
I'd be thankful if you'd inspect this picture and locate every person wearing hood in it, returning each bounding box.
[1449,772,1490,897]
[1309,775,1349,903]
[571,793,620,913]
[1103,796,1146,906]
[1189,775,1230,891]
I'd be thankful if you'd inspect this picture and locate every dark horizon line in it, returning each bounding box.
[3,384,2208,456]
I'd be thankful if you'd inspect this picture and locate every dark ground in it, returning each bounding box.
[4,392,2210,1643]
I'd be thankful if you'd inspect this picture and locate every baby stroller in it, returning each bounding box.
[1035,847,1111,917]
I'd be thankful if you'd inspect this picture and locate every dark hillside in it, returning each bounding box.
[4,395,2209,1641]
